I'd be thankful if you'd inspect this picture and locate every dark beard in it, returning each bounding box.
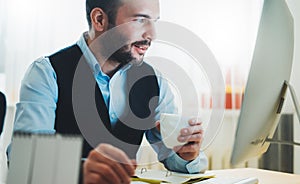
[108,46,136,65]
[108,39,151,65]
[101,22,151,65]
[104,22,134,65]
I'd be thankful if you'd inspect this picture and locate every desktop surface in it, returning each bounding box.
[210,168,300,184]
[131,168,300,184]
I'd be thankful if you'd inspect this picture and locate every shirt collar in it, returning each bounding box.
[77,32,102,76]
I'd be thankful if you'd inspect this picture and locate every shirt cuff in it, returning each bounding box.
[164,151,208,173]
[186,151,208,173]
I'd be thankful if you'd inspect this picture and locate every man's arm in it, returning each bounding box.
[145,70,208,173]
[13,57,57,134]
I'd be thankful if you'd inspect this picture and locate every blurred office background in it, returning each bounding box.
[0,0,299,175]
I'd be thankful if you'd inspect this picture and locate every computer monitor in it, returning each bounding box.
[230,0,294,166]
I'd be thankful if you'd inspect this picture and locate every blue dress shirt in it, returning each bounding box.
[13,33,208,173]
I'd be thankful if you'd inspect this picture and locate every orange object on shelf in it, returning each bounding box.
[225,85,244,109]
[226,86,232,109]
[235,91,244,109]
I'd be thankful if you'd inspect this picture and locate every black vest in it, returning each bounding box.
[49,45,159,158]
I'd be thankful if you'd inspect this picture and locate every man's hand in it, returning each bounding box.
[83,144,136,184]
[174,118,204,161]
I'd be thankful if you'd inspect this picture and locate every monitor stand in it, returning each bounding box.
[265,80,300,146]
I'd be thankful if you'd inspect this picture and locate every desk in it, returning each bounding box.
[210,168,300,184]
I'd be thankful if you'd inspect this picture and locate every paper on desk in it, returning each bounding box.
[196,177,258,184]
[132,169,215,183]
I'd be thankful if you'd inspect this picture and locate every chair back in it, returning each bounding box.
[0,92,6,133]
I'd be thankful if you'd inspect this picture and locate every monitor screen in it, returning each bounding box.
[230,0,294,166]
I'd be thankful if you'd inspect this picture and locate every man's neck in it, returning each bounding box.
[101,61,123,78]
[86,32,121,77]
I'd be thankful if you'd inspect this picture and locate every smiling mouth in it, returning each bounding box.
[132,41,151,55]
[134,44,149,54]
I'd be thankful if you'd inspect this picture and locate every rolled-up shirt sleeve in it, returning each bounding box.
[163,149,208,173]
[13,57,57,134]
[146,127,208,173]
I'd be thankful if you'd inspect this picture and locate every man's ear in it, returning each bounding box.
[90,8,108,32]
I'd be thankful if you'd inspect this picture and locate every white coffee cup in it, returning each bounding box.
[160,113,190,148]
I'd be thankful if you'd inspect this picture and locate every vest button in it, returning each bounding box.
[111,113,116,119]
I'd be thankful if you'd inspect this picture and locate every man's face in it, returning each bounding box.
[107,0,160,65]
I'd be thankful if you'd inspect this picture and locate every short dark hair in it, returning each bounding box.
[86,0,123,29]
